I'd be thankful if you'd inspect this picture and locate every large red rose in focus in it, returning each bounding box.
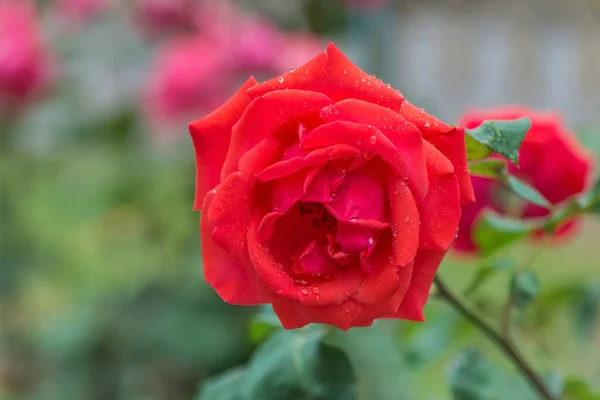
[190,44,474,330]
[454,106,594,253]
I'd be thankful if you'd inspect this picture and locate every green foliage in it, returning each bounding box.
[465,118,532,165]
[198,327,356,400]
[474,211,538,256]
[469,159,551,208]
[326,321,408,400]
[463,258,517,297]
[563,378,600,400]
[511,270,541,309]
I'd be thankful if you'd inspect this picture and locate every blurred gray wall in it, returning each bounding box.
[349,0,600,125]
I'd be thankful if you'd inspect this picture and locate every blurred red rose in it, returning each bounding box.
[454,106,594,253]
[0,0,55,108]
[144,35,230,124]
[190,44,474,330]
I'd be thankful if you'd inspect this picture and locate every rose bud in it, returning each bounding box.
[454,106,594,253]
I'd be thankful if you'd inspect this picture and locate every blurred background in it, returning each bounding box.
[1,0,600,399]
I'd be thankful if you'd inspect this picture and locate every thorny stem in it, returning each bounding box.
[434,276,556,400]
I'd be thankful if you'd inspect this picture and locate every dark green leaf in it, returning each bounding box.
[243,327,356,400]
[574,285,600,340]
[326,321,408,400]
[474,211,539,256]
[511,270,541,309]
[563,378,600,400]
[506,176,551,208]
[197,368,246,400]
[465,118,531,165]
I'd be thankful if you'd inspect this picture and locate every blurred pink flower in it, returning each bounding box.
[134,0,197,38]
[0,0,55,107]
[56,0,109,25]
[144,35,231,124]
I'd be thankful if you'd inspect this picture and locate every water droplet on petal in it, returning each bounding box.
[211,189,217,194]
[365,151,375,160]
[301,288,309,295]
[405,216,411,222]
[369,135,377,144]
[312,286,320,294]
[356,140,362,146]
[343,69,348,74]
[277,77,284,83]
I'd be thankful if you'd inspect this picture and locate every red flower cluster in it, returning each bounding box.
[454,106,594,253]
[190,44,474,330]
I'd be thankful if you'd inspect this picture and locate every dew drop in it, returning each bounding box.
[316,295,321,300]
[356,140,362,146]
[312,286,320,294]
[343,68,348,74]
[365,151,375,160]
[301,288,309,295]
[211,189,217,194]
[369,135,377,144]
[368,237,374,245]
[405,216,411,222]
[394,188,400,196]
[277,77,285,83]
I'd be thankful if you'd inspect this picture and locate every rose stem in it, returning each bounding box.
[434,276,556,400]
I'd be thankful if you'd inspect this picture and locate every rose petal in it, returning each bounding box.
[248,43,404,110]
[399,100,474,205]
[320,99,429,203]
[221,89,332,178]
[200,189,268,305]
[387,175,419,266]
[393,250,446,321]
[208,172,256,261]
[418,142,461,250]
[189,77,257,209]
[302,121,408,177]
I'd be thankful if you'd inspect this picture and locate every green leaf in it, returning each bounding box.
[468,159,507,179]
[506,176,551,208]
[511,270,541,309]
[447,349,496,400]
[326,321,408,400]
[197,368,247,400]
[474,211,539,256]
[469,159,551,208]
[465,117,531,165]
[447,349,537,400]
[248,305,281,344]
[563,378,600,400]
[243,327,356,400]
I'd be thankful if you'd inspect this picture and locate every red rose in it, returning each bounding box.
[190,44,474,330]
[454,106,594,253]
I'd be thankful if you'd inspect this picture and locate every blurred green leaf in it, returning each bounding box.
[511,271,541,309]
[465,118,531,165]
[248,306,281,344]
[197,368,246,400]
[574,284,600,340]
[469,159,550,208]
[228,327,356,400]
[474,211,539,256]
[564,378,600,400]
[447,349,496,400]
[505,176,551,208]
[327,321,407,400]
[447,349,537,400]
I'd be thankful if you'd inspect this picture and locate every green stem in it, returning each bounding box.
[434,276,556,400]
